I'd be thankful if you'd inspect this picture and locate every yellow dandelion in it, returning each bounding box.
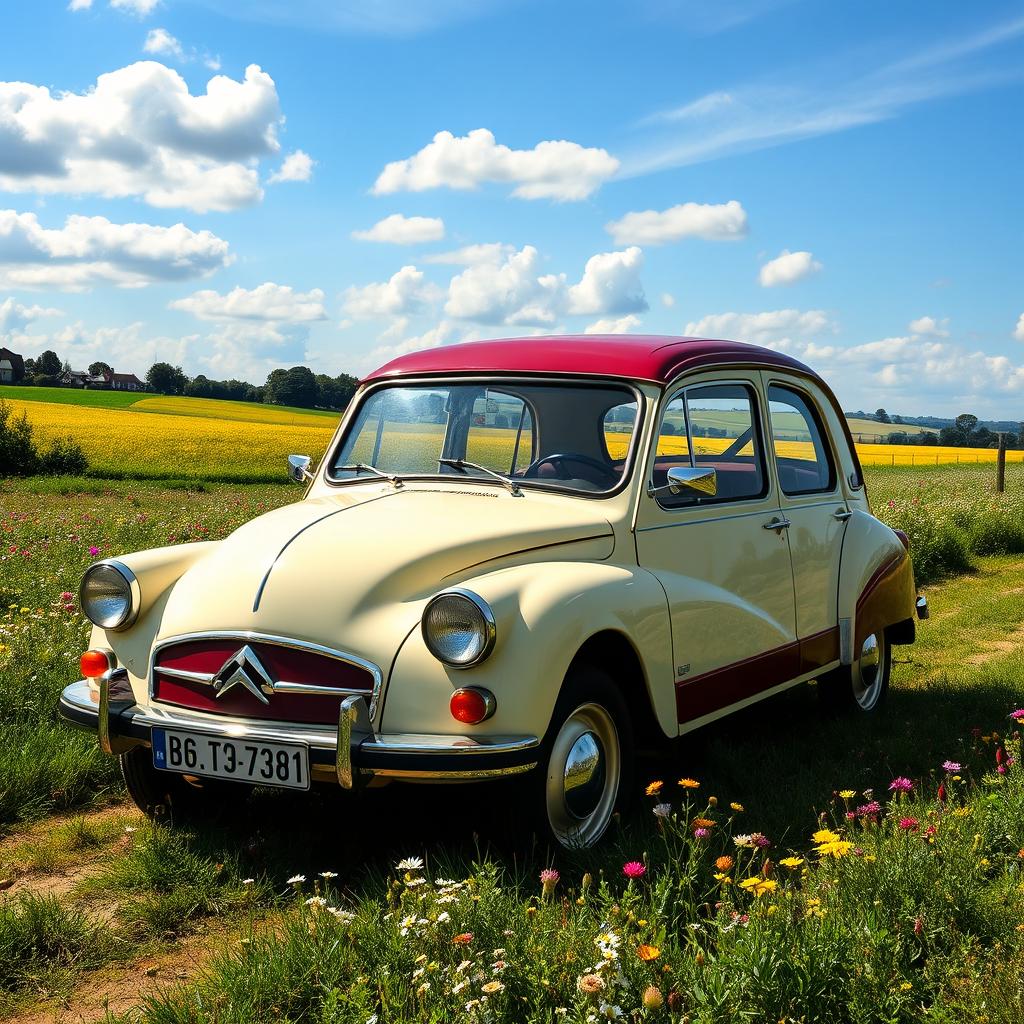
[678,778,700,789]
[730,802,744,813]
[779,856,804,869]
[815,839,854,859]
[637,944,661,961]
[645,780,664,796]
[839,790,856,799]
[738,877,777,897]
[812,829,840,844]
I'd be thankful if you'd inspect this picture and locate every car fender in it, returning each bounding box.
[379,560,676,740]
[837,510,916,663]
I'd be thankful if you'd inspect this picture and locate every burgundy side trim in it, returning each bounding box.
[799,626,840,674]
[856,552,905,615]
[675,642,801,723]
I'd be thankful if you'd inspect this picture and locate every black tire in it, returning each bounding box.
[818,629,891,713]
[121,746,249,825]
[528,664,635,849]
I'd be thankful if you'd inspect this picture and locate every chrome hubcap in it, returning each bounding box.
[852,633,884,710]
[546,703,619,848]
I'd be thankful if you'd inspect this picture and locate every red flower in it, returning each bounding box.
[898,817,919,831]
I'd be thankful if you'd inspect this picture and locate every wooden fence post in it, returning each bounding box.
[996,432,1006,493]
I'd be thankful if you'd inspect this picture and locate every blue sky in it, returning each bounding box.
[0,0,1022,416]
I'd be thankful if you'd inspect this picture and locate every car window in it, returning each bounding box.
[603,402,639,461]
[465,392,535,473]
[652,383,767,508]
[767,384,836,495]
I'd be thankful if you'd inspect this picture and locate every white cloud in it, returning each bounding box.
[661,293,675,308]
[606,200,748,245]
[584,315,642,334]
[0,209,232,291]
[0,62,284,212]
[373,128,619,201]
[758,249,823,287]
[567,247,647,316]
[1015,314,1024,342]
[68,0,94,10]
[143,28,183,59]
[0,297,62,334]
[267,149,314,184]
[343,265,438,318]
[684,309,834,346]
[424,242,513,265]
[170,283,327,322]
[444,244,647,326]
[110,0,161,15]
[908,315,950,337]
[364,319,467,367]
[352,213,445,244]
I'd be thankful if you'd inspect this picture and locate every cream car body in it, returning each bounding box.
[59,336,923,847]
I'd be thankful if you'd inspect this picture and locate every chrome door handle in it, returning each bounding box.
[833,509,853,521]
[763,517,791,531]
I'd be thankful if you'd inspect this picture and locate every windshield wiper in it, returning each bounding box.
[334,463,403,489]
[438,458,523,497]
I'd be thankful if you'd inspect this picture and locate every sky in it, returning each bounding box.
[0,0,1022,417]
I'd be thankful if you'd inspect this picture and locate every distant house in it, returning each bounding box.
[110,372,147,392]
[0,346,25,384]
[61,369,92,388]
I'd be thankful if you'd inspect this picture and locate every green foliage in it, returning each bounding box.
[0,398,89,478]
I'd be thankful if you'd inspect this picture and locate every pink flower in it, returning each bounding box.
[888,777,914,794]
[857,801,882,817]
[898,817,919,831]
[693,827,709,839]
[1009,709,1024,722]
[997,764,1007,775]
[540,868,560,896]
[845,811,856,820]
[60,592,73,601]
[941,761,962,773]
[88,546,100,556]
[622,861,646,880]
[752,833,771,848]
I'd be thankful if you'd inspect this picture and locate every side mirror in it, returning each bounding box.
[287,454,313,484]
[647,465,718,499]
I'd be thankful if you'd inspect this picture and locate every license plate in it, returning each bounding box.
[151,728,310,791]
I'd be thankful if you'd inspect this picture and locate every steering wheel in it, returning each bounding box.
[523,452,619,486]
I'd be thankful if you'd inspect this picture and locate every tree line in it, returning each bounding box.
[870,410,1022,449]
[12,349,359,412]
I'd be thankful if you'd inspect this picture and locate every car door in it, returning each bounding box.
[634,373,799,730]
[762,376,849,673]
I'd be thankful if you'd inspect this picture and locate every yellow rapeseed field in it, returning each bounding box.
[8,396,1022,481]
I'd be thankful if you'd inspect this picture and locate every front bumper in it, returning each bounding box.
[58,674,540,787]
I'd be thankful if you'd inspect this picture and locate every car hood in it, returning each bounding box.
[156,485,613,655]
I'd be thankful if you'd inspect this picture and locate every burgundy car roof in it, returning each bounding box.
[363,334,817,386]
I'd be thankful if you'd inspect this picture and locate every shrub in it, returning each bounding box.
[0,399,89,478]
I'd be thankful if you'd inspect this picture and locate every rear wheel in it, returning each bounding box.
[121,746,248,824]
[818,630,891,713]
[534,666,634,849]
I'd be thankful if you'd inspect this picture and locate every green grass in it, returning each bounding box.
[0,385,147,409]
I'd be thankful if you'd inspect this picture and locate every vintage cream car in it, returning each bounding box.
[59,335,925,848]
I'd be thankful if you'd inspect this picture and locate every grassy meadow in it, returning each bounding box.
[1,400,1023,1021]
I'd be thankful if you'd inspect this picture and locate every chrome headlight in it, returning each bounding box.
[421,589,496,668]
[79,560,140,631]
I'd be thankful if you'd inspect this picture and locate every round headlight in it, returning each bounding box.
[421,589,496,668]
[79,561,139,631]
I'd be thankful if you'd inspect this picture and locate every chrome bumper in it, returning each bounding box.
[58,676,539,786]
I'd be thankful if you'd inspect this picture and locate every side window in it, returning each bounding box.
[465,390,535,474]
[767,385,836,495]
[603,401,640,461]
[655,383,767,508]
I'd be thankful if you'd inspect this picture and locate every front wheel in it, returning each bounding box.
[818,630,891,713]
[535,667,634,849]
[121,746,248,824]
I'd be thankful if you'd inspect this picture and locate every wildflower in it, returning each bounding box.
[857,801,882,817]
[636,944,660,961]
[329,908,355,924]
[692,817,715,829]
[242,878,255,886]
[652,803,672,819]
[693,827,710,839]
[812,829,840,844]
[734,833,755,848]
[416,982,430,997]
[937,781,947,803]
[287,874,306,886]
[305,896,327,907]
[941,760,962,773]
[839,789,856,799]
[898,817,919,831]
[540,868,560,897]
[578,973,606,995]
[645,780,664,796]
[914,917,924,936]
[319,871,338,879]
[779,856,804,869]
[815,839,854,858]
[88,546,100,556]
[738,877,777,897]
[713,873,731,884]
[481,980,503,994]
[889,777,914,794]
[678,777,700,789]
[751,833,771,848]
[642,986,664,1010]
[452,932,474,945]
[396,857,424,871]
[623,861,646,879]
[581,872,593,891]
[1010,709,1024,722]
[715,855,734,872]
[708,795,718,807]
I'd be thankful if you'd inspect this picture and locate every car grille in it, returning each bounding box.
[152,637,374,725]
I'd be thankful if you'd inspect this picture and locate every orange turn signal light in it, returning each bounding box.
[449,687,496,725]
[80,649,113,679]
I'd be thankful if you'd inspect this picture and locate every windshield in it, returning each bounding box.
[330,381,640,495]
